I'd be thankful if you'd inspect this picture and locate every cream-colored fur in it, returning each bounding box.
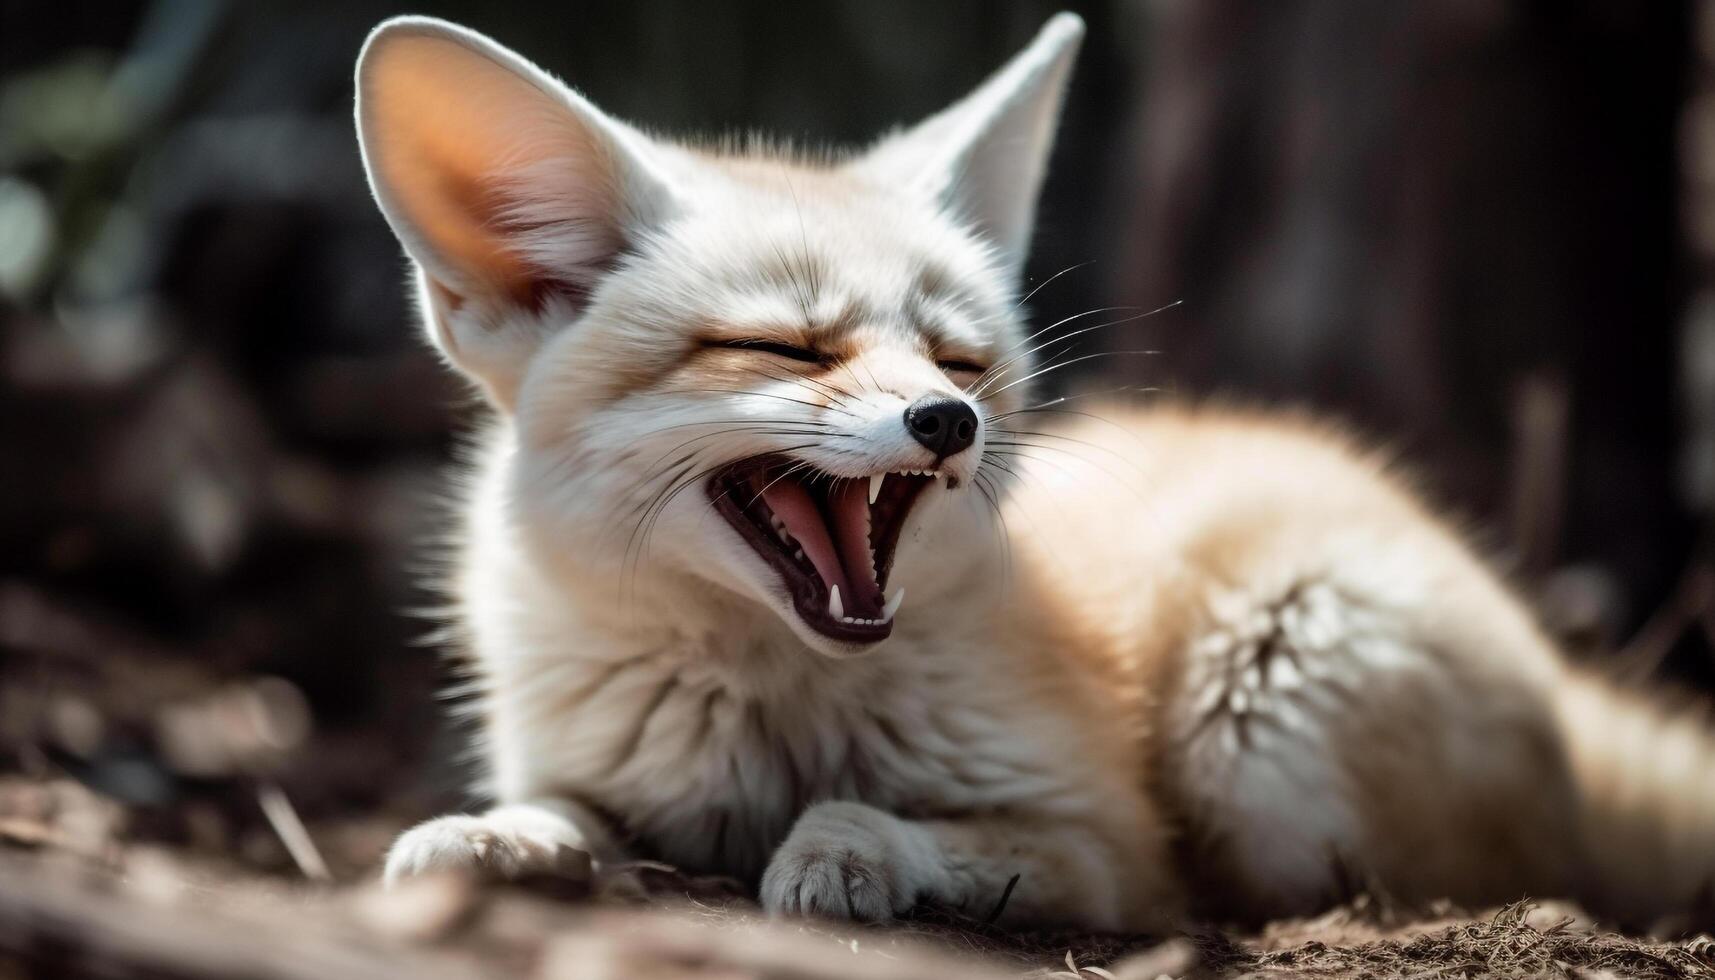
[355,14,1715,930]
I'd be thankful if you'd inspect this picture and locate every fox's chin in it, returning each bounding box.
[774,601,894,659]
[721,548,901,659]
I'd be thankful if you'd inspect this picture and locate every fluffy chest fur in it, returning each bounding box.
[472,593,1103,881]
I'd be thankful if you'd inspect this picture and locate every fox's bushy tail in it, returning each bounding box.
[1556,670,1715,932]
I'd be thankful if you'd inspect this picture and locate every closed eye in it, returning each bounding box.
[936,359,988,375]
[709,339,825,364]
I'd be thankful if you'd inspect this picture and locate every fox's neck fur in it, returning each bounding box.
[357,13,1715,934]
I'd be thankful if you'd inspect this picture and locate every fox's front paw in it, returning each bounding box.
[384,804,590,885]
[760,801,942,922]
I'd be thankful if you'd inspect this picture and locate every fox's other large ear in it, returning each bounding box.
[853,13,1083,277]
[355,17,678,409]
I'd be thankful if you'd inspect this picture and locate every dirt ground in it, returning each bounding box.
[2,773,1712,980]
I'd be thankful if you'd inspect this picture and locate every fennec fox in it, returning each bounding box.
[355,13,1715,930]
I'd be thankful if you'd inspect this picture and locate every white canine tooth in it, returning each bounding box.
[882,587,905,622]
[869,473,884,506]
[828,585,844,620]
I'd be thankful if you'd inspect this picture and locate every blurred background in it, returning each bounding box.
[1,0,1711,880]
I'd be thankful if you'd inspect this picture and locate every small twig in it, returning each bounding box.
[257,782,331,882]
[1616,564,1715,682]
[983,873,1021,926]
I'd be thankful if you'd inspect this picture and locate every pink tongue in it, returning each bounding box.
[759,477,882,618]
[760,479,849,605]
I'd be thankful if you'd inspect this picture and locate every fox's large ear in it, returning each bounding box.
[852,13,1083,277]
[355,17,679,409]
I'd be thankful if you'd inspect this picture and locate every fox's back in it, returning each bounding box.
[997,403,1583,917]
[1002,403,1555,679]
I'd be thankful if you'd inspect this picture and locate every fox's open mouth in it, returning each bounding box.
[710,456,936,642]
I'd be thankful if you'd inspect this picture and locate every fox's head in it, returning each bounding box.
[355,14,1083,657]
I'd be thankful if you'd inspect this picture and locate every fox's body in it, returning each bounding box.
[357,14,1715,932]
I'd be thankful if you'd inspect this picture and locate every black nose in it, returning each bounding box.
[904,395,979,461]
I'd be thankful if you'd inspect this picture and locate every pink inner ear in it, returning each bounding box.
[363,31,625,311]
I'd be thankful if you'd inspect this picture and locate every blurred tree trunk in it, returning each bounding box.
[1686,5,1715,529]
[1109,0,1697,670]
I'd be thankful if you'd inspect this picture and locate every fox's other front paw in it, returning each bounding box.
[759,801,942,922]
[384,804,590,885]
